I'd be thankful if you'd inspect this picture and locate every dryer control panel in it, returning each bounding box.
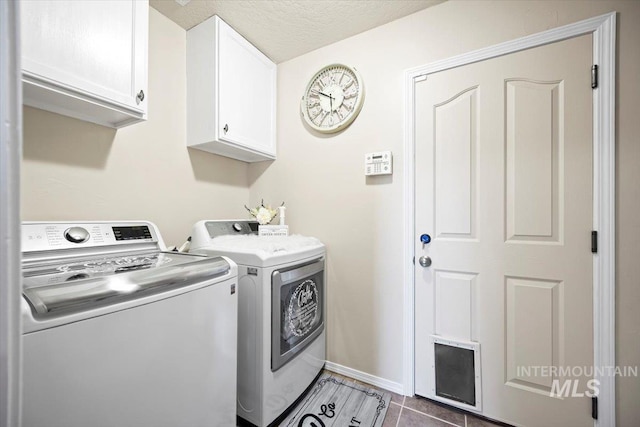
[205,220,259,239]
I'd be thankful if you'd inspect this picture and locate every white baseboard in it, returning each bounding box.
[324,361,405,395]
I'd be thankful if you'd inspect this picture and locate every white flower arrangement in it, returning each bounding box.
[245,200,284,225]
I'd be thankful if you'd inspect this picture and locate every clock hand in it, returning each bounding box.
[322,91,335,101]
[312,89,335,100]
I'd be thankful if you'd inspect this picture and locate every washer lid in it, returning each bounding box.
[22,252,230,318]
[194,235,325,267]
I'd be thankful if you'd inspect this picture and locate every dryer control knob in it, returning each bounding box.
[232,223,242,232]
[64,227,90,243]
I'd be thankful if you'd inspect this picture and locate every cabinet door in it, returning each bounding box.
[218,21,276,156]
[21,0,148,115]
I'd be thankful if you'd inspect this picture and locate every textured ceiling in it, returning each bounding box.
[150,0,444,63]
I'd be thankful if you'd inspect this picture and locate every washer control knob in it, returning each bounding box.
[64,227,90,244]
[232,223,243,232]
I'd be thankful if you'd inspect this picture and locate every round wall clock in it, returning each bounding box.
[300,64,365,133]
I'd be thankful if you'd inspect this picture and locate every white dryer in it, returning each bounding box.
[190,220,326,427]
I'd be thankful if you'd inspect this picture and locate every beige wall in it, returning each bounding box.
[21,1,640,424]
[249,0,640,424]
[22,9,249,246]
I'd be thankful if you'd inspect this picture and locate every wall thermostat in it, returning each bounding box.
[365,151,392,176]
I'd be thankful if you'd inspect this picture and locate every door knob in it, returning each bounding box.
[418,256,432,268]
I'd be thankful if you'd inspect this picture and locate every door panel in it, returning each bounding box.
[506,80,562,242]
[415,34,593,426]
[505,276,562,390]
[434,271,477,341]
[434,87,478,239]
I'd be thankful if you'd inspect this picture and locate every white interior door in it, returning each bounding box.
[414,34,594,426]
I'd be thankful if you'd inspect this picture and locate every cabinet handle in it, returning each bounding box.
[223,124,229,133]
[136,90,145,104]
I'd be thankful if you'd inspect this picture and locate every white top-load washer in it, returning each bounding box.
[21,221,238,427]
[190,220,326,427]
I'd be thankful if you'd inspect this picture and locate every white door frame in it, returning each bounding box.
[0,1,22,427]
[402,12,616,426]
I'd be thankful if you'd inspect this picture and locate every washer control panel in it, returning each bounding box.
[22,222,157,252]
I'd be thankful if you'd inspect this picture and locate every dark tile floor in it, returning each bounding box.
[327,371,503,427]
[380,395,504,427]
[238,370,505,426]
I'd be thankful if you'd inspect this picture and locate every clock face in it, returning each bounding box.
[300,64,365,133]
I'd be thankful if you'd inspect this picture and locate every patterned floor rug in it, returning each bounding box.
[280,373,391,427]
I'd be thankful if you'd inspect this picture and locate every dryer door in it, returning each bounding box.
[271,258,324,371]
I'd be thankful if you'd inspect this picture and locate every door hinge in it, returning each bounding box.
[414,74,428,83]
[591,64,599,89]
[592,396,598,420]
[591,230,598,253]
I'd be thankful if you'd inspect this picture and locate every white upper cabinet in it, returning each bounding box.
[187,16,276,162]
[21,0,148,128]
